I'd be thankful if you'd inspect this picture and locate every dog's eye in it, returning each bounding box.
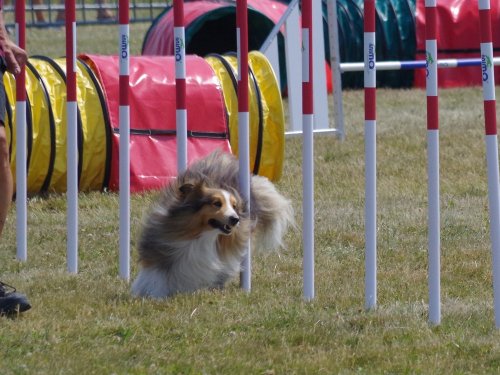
[213,200,222,208]
[233,204,237,210]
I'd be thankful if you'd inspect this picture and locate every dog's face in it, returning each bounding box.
[179,182,241,236]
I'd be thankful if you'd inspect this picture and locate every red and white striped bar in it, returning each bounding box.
[302,0,314,301]
[66,0,78,273]
[174,0,187,173]
[237,0,251,291]
[425,0,441,326]
[15,0,27,262]
[478,0,500,329]
[119,0,130,281]
[364,0,376,310]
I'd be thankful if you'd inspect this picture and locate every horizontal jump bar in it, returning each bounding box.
[340,57,500,72]
[285,128,341,138]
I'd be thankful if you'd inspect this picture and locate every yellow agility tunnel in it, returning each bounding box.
[5,56,111,194]
[206,52,285,181]
[4,52,284,195]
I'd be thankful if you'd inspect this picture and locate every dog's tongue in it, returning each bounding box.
[208,219,232,233]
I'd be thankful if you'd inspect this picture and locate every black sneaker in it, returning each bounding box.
[0,281,31,316]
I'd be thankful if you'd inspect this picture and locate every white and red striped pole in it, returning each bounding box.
[478,0,500,328]
[174,0,187,172]
[66,0,78,273]
[425,0,441,326]
[237,0,251,291]
[118,0,130,280]
[364,0,377,310]
[15,0,27,262]
[302,0,314,301]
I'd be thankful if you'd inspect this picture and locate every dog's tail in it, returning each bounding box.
[250,175,294,251]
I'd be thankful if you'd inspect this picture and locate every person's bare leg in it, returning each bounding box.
[0,126,12,237]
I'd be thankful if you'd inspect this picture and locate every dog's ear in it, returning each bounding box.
[179,181,205,202]
[179,183,195,196]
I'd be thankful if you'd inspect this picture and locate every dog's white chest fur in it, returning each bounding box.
[131,230,241,298]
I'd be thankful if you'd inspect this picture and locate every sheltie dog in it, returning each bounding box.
[131,151,294,298]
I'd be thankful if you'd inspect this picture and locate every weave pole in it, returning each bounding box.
[118,0,130,280]
[478,0,500,328]
[174,0,187,172]
[15,0,27,262]
[237,0,251,291]
[425,0,441,326]
[66,0,78,273]
[364,0,376,310]
[302,0,314,301]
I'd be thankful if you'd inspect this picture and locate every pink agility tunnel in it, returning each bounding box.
[81,54,231,193]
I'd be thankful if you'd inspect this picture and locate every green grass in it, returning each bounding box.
[24,22,152,57]
[3,1,169,31]
[2,24,500,373]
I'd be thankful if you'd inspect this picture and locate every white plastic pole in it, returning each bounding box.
[302,0,314,301]
[364,0,377,310]
[478,0,500,328]
[118,0,130,280]
[427,126,441,324]
[174,0,187,173]
[15,0,27,262]
[66,0,78,273]
[237,0,251,291]
[425,0,441,326]
[428,127,440,324]
[15,104,27,261]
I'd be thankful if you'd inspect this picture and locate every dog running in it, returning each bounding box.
[132,150,293,298]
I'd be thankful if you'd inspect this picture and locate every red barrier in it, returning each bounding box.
[415,0,500,87]
[81,55,230,192]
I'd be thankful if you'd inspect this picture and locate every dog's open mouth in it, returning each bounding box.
[208,219,233,234]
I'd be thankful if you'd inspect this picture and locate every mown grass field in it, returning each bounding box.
[1,23,500,374]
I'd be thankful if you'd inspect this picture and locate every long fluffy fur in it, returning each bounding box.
[131,151,294,298]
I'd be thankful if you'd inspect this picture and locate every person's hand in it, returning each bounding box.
[3,40,27,76]
[0,10,27,75]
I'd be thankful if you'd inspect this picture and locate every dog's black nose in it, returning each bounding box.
[229,216,239,226]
